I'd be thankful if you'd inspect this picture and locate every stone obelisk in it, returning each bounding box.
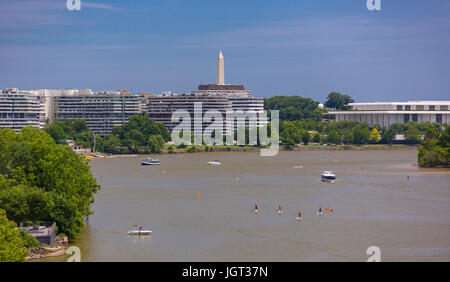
[217,51,225,85]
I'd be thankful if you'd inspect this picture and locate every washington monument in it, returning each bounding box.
[217,51,225,85]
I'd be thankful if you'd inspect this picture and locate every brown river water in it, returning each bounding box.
[39,149,450,261]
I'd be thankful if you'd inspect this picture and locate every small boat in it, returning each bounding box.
[127,225,152,236]
[321,171,336,182]
[141,158,160,166]
[207,160,221,166]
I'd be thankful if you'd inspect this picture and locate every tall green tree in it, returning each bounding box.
[343,130,354,144]
[381,126,395,144]
[265,96,323,120]
[312,132,321,143]
[301,131,310,145]
[405,126,422,143]
[418,125,449,167]
[0,185,52,225]
[326,131,341,145]
[324,92,354,110]
[353,126,371,144]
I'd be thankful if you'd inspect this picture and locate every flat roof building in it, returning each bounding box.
[329,101,450,127]
[144,93,231,135]
[0,88,46,130]
[54,90,145,136]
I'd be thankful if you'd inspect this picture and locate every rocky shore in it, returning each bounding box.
[27,237,68,261]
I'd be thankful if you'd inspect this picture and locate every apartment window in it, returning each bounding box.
[436,114,442,124]
[397,105,403,111]
[429,105,435,111]
[404,114,410,123]
[440,105,448,111]
[405,105,411,111]
[412,114,418,122]
[416,105,424,111]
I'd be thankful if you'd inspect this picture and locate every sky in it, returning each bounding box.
[0,0,449,103]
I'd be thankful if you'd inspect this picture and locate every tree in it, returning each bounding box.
[381,126,395,144]
[281,122,301,146]
[324,92,354,110]
[265,96,322,120]
[0,209,29,262]
[312,132,321,143]
[148,135,163,153]
[405,126,422,143]
[370,128,381,143]
[50,195,83,239]
[418,145,447,167]
[45,124,66,144]
[343,130,354,144]
[418,125,449,167]
[326,131,341,145]
[0,185,52,225]
[301,131,310,145]
[353,126,370,144]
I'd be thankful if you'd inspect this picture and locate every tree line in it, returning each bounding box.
[45,114,170,154]
[279,120,445,147]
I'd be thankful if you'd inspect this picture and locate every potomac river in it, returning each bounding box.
[41,149,450,261]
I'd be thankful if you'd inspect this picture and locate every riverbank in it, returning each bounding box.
[85,144,418,157]
[27,237,68,261]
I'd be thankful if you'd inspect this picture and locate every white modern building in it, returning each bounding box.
[329,101,450,127]
[54,90,145,136]
[1,88,145,135]
[0,88,46,129]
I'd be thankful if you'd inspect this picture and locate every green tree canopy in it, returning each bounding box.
[326,131,341,145]
[0,127,100,238]
[324,92,354,110]
[0,209,29,262]
[343,130,354,144]
[418,124,449,167]
[265,96,323,121]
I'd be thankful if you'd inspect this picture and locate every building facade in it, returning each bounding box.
[329,101,450,127]
[0,88,46,129]
[145,93,231,135]
[54,90,145,136]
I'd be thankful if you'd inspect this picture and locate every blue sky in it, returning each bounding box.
[0,0,449,102]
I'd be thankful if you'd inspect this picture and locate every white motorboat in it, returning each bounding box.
[208,160,221,166]
[141,158,160,166]
[127,225,152,236]
[321,171,336,182]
